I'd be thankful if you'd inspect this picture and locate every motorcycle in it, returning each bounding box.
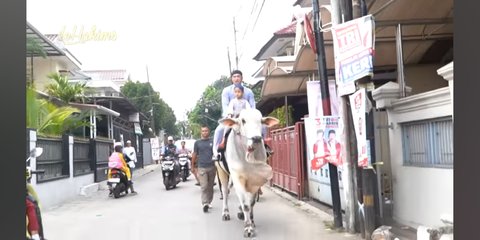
[178,153,191,182]
[26,147,47,240]
[161,154,181,190]
[107,168,130,198]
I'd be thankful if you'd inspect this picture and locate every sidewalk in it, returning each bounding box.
[266,185,417,240]
[265,185,362,240]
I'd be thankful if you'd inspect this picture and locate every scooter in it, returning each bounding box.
[107,168,130,198]
[161,154,181,190]
[26,147,47,240]
[178,153,191,182]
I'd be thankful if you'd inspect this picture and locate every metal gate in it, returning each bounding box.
[142,138,153,166]
[269,122,306,199]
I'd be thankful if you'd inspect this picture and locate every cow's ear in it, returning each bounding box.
[262,117,280,127]
[219,117,237,127]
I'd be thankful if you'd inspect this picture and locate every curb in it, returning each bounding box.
[79,183,100,197]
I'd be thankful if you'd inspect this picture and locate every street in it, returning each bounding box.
[42,166,361,240]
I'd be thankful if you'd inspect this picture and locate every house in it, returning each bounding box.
[26,22,83,91]
[255,0,453,230]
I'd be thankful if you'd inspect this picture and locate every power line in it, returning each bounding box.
[252,0,266,33]
[238,0,266,63]
[241,0,258,42]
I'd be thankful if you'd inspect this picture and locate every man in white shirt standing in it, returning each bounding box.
[123,140,137,173]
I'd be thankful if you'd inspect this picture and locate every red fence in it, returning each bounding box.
[268,122,306,199]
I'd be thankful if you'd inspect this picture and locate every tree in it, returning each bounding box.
[187,76,230,138]
[27,87,89,137]
[45,73,87,103]
[267,105,294,128]
[27,37,47,58]
[27,37,47,86]
[121,81,178,137]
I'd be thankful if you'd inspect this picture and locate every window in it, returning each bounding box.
[402,117,453,168]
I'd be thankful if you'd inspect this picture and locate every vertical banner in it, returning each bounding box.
[331,15,375,96]
[306,80,340,117]
[349,88,369,167]
[150,137,160,161]
[305,117,343,181]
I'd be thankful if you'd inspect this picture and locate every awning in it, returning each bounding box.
[261,74,310,98]
[69,103,120,117]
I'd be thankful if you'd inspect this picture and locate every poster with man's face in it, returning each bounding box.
[305,117,343,183]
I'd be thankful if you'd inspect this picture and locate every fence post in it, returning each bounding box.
[68,136,74,179]
[62,134,70,177]
[90,138,97,182]
[27,129,37,186]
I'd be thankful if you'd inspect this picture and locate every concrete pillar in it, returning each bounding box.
[69,136,74,178]
[28,129,37,186]
[437,61,454,112]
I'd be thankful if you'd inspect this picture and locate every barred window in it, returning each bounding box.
[402,117,453,168]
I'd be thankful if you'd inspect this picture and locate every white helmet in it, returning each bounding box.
[167,136,174,141]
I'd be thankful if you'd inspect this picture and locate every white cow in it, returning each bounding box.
[215,108,279,238]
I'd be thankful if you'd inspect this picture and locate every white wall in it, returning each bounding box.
[32,57,65,91]
[386,87,453,227]
[34,174,94,209]
[29,132,97,209]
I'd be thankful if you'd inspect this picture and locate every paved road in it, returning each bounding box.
[42,166,361,240]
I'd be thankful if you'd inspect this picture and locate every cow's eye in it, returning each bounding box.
[242,119,246,124]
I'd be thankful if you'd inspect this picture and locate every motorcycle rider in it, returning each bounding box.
[163,136,181,178]
[164,136,177,156]
[26,197,41,240]
[26,169,42,240]
[108,142,136,194]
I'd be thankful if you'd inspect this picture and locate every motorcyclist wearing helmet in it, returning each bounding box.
[108,142,136,194]
[164,136,177,157]
[163,136,181,177]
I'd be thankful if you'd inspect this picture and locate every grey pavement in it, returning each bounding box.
[42,165,362,240]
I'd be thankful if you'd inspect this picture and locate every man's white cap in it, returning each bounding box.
[114,142,123,147]
[126,140,131,144]
[168,136,174,141]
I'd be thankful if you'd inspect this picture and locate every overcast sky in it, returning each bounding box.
[27,0,295,121]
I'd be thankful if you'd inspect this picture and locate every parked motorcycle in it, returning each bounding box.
[26,147,47,240]
[178,153,191,182]
[107,168,130,198]
[161,154,181,190]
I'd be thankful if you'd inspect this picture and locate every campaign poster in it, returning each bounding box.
[150,137,161,161]
[349,88,369,167]
[331,15,375,96]
[306,80,340,117]
[305,117,343,182]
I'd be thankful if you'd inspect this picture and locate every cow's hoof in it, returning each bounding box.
[238,212,245,220]
[243,227,255,238]
[222,214,231,221]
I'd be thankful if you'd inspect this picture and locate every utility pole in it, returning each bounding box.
[227,47,233,74]
[312,0,343,229]
[329,0,357,234]
[332,0,378,238]
[233,17,239,70]
[146,65,156,136]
